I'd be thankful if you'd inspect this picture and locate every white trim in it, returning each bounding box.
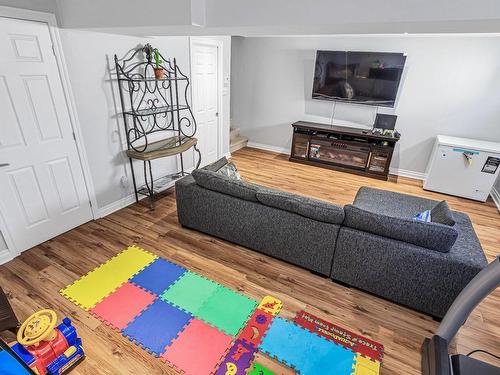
[490,187,500,212]
[0,250,14,266]
[222,151,232,159]
[244,33,500,38]
[97,195,137,218]
[247,141,431,180]
[47,18,99,218]
[389,167,427,180]
[189,37,224,161]
[97,166,196,218]
[247,141,289,155]
[0,207,17,265]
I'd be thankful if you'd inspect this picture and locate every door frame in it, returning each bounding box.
[0,6,98,263]
[189,37,224,161]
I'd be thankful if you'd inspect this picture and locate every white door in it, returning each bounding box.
[191,41,220,166]
[0,17,92,254]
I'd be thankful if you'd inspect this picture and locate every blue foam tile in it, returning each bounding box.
[258,317,356,375]
[297,338,356,375]
[122,299,192,356]
[258,317,308,367]
[130,258,186,296]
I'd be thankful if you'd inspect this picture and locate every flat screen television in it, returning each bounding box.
[312,50,406,107]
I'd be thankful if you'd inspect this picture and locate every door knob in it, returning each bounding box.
[0,163,10,168]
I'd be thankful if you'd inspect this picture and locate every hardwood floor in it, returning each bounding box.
[1,147,499,374]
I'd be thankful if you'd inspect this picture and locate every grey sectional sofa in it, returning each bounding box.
[175,158,488,318]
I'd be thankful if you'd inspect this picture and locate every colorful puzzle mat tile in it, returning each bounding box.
[258,317,356,375]
[196,286,258,337]
[160,271,220,314]
[257,296,283,316]
[130,258,186,296]
[248,362,275,375]
[161,318,233,375]
[122,299,192,357]
[353,354,380,375]
[60,246,156,310]
[294,310,384,362]
[238,309,275,346]
[215,339,257,375]
[90,282,156,330]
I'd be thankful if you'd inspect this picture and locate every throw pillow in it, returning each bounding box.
[216,161,241,180]
[431,201,456,226]
[414,210,432,222]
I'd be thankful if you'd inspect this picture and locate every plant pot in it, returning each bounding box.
[154,68,164,80]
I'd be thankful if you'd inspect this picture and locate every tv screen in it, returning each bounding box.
[312,51,406,107]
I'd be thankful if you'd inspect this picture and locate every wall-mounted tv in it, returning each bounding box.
[312,50,406,107]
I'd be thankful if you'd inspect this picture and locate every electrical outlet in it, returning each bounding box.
[120,176,129,189]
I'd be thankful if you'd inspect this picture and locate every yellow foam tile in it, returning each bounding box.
[60,246,156,310]
[352,355,380,375]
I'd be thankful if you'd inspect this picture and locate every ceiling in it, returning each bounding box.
[34,0,500,35]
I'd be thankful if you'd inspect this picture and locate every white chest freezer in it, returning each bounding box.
[423,135,500,202]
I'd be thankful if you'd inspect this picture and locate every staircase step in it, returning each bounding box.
[230,127,240,142]
[230,135,248,153]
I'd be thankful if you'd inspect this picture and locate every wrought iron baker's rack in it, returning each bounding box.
[115,44,201,209]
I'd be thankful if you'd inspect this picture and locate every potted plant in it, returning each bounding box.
[153,48,164,79]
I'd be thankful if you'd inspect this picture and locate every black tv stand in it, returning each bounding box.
[289,121,400,181]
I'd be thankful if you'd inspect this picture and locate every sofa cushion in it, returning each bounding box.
[256,189,345,225]
[191,168,260,202]
[353,186,438,217]
[431,201,456,226]
[343,204,458,252]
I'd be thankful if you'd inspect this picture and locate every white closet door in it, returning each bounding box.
[0,17,92,255]
[191,41,220,166]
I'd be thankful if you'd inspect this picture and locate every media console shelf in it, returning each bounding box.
[290,121,399,181]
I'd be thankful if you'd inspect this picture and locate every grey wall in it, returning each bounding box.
[0,0,57,13]
[231,35,500,175]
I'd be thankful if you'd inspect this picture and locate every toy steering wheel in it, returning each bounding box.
[17,309,58,346]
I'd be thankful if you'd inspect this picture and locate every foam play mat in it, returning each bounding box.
[60,245,384,374]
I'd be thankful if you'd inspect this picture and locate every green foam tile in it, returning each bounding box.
[196,286,258,337]
[160,271,219,314]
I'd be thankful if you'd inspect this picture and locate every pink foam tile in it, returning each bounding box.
[90,282,156,330]
[161,318,233,375]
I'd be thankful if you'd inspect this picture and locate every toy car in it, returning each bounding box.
[10,309,85,375]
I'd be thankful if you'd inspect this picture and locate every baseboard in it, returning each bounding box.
[491,186,500,212]
[97,194,137,218]
[246,141,289,155]
[222,151,232,159]
[247,141,428,181]
[97,167,194,218]
[0,249,14,266]
[389,167,427,181]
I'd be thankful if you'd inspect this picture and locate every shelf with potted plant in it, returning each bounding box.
[114,43,201,210]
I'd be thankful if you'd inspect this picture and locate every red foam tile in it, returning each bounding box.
[161,318,233,375]
[90,282,156,330]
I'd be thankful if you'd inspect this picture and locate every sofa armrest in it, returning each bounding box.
[331,227,486,317]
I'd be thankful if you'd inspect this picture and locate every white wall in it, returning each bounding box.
[60,30,230,213]
[231,35,500,176]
